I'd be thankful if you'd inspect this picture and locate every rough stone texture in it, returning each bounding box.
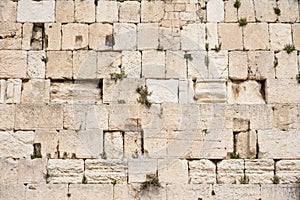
[73,50,97,79]
[159,27,181,50]
[22,23,33,50]
[89,23,112,50]
[21,79,50,104]
[229,51,248,80]
[269,24,292,51]
[28,51,45,78]
[208,50,228,79]
[97,51,121,79]
[292,24,300,50]
[213,185,261,200]
[245,159,274,184]
[137,23,159,50]
[113,23,137,50]
[69,184,113,200]
[141,1,165,22]
[244,23,269,50]
[122,51,141,78]
[146,79,179,103]
[0,22,22,50]
[181,23,205,50]
[74,0,95,23]
[46,51,73,79]
[0,105,15,130]
[207,0,224,22]
[18,158,47,184]
[166,51,186,79]
[217,160,244,184]
[0,50,27,78]
[254,0,277,22]
[0,158,18,183]
[26,184,68,200]
[261,184,300,200]
[187,51,208,79]
[56,0,75,23]
[142,50,165,78]
[166,184,212,200]
[276,160,300,183]
[119,1,140,23]
[45,23,61,51]
[278,0,299,22]
[218,23,243,50]
[158,159,188,184]
[104,131,123,159]
[0,0,17,22]
[34,130,59,159]
[275,51,298,79]
[248,51,275,80]
[238,0,256,22]
[0,79,22,104]
[0,184,26,199]
[85,104,109,130]
[189,160,216,184]
[62,24,89,50]
[224,0,237,22]
[272,104,300,130]
[96,1,118,23]
[128,158,157,183]
[194,79,226,103]
[124,132,142,158]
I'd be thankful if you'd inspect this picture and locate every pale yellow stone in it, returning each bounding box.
[224,0,237,22]
[96,1,118,23]
[22,23,33,50]
[21,79,50,104]
[28,51,45,78]
[238,0,255,22]
[97,51,121,79]
[69,184,113,199]
[276,160,300,183]
[254,0,277,22]
[0,105,14,130]
[45,23,61,50]
[194,79,226,103]
[218,23,243,50]
[128,158,157,183]
[73,50,97,79]
[56,0,75,23]
[236,131,257,159]
[137,23,159,50]
[89,23,113,50]
[75,0,95,23]
[34,130,59,158]
[158,159,188,184]
[141,1,165,22]
[166,184,212,200]
[46,51,72,79]
[0,50,27,78]
[0,0,17,22]
[189,160,216,184]
[278,0,299,22]
[229,51,248,80]
[248,51,275,80]
[213,185,261,199]
[269,24,292,51]
[122,51,141,78]
[292,24,300,50]
[0,22,22,50]
[181,23,205,50]
[119,1,140,23]
[275,51,298,79]
[18,158,47,184]
[244,23,269,50]
[104,132,123,159]
[244,159,274,184]
[261,185,300,200]
[124,132,142,158]
[217,159,244,184]
[142,50,165,78]
[166,51,186,79]
[0,158,18,183]
[26,184,68,200]
[62,24,88,50]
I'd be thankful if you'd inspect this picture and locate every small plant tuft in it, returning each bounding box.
[205,43,209,51]
[110,68,127,83]
[100,152,107,160]
[140,174,161,190]
[234,0,241,9]
[274,7,281,16]
[211,190,216,195]
[296,73,300,83]
[184,53,193,61]
[111,180,117,185]
[230,150,240,159]
[283,44,295,54]
[82,175,87,184]
[136,85,152,108]
[240,175,250,184]
[213,43,222,52]
[132,149,139,158]
[238,18,248,26]
[271,175,280,184]
[204,55,209,67]
[273,58,278,68]
[31,143,42,159]
[43,171,51,182]
[41,56,48,63]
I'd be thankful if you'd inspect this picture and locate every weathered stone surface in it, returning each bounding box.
[178,79,195,103]
[244,23,269,50]
[165,51,186,79]
[113,23,137,50]
[158,159,188,184]
[18,158,47,184]
[245,159,274,184]
[45,23,61,50]
[62,24,88,50]
[96,1,118,23]
[89,23,112,50]
[46,51,72,79]
[278,0,299,22]
[217,159,244,184]
[206,23,218,47]
[293,24,300,50]
[17,0,55,22]
[166,184,212,200]
[122,51,141,78]
[208,50,228,79]
[85,104,109,130]
[74,0,95,23]
[272,104,300,130]
[261,184,300,200]
[137,23,159,50]
[0,22,22,50]
[56,0,74,23]
[218,23,243,50]
[0,131,34,159]
[146,79,178,103]
[249,105,273,130]
[124,132,142,159]
[48,159,84,184]
[15,105,63,130]
[142,50,165,78]
[34,130,58,159]
[22,23,33,50]
[104,131,123,159]
[224,0,237,22]
[85,159,127,184]
[187,51,208,79]
[276,160,300,183]
[0,105,15,130]
[229,51,248,80]
[97,51,121,78]
[69,184,113,200]
[213,184,261,200]
[0,79,22,104]
[0,0,17,22]
[269,24,292,51]
[189,159,216,184]
[254,0,277,22]
[128,158,157,183]
[0,50,27,78]
[181,23,205,50]
[119,1,140,23]
[0,158,18,183]
[141,1,165,22]
[26,184,68,200]
[73,50,97,79]
[275,51,298,79]
[258,130,300,159]
[207,0,224,22]
[28,51,45,78]
[159,27,181,50]
[0,184,26,199]
[248,51,275,80]
[238,0,256,22]
[233,118,250,132]
[194,79,226,103]
[21,79,50,104]
[235,130,256,159]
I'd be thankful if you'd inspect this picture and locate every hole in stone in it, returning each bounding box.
[31,23,44,50]
[75,35,83,46]
[105,35,115,47]
[31,143,42,159]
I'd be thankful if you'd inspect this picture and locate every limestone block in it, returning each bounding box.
[50,81,101,104]
[62,24,89,50]
[208,50,228,79]
[180,12,197,21]
[166,184,212,200]
[18,158,47,184]
[278,0,299,22]
[128,158,157,183]
[275,51,298,79]
[207,0,224,22]
[0,0,17,22]
[63,105,86,131]
[73,50,97,79]
[75,0,95,23]
[166,51,186,79]
[69,184,113,200]
[122,51,141,78]
[245,159,274,184]
[181,23,205,50]
[229,51,248,80]
[137,23,159,50]
[292,24,300,50]
[113,23,137,50]
[0,80,4,103]
[254,0,277,22]
[269,24,292,51]
[96,1,118,23]
[0,22,22,49]
[206,23,218,48]
[34,130,58,158]
[97,51,121,78]
[114,185,139,200]
[45,23,61,50]
[217,159,244,184]
[85,104,109,130]
[236,131,257,159]
[213,185,261,200]
[21,79,50,104]
[26,184,68,200]
[0,50,27,78]
[119,1,140,23]
[22,23,33,50]
[103,78,144,104]
[104,131,123,159]
[17,0,55,22]
[3,79,22,104]
[56,0,75,23]
[46,51,72,79]
[28,51,45,78]
[244,23,269,50]
[85,159,127,184]
[0,158,18,183]
[276,160,300,183]
[238,0,255,22]
[15,105,63,130]
[0,131,34,159]
[258,130,300,159]
[48,159,84,184]
[178,79,195,103]
[0,105,14,130]
[194,79,226,103]
[218,23,243,50]
[272,104,300,130]
[158,159,188,184]
[261,184,300,200]
[146,79,178,103]
[249,105,273,130]
[0,184,26,199]
[124,132,142,159]
[159,27,181,50]
[224,0,237,22]
[141,1,165,22]
[248,51,275,80]
[89,23,113,50]
[227,80,265,104]
[142,50,165,78]
[233,118,249,132]
[266,79,300,104]
[189,159,216,184]
[187,51,208,79]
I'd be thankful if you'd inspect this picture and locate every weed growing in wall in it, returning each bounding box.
[136,85,152,108]
[283,44,295,54]
[110,68,127,83]
[271,175,280,184]
[234,0,241,9]
[213,43,222,52]
[274,7,281,16]
[238,18,247,26]
[140,174,161,190]
[240,175,250,184]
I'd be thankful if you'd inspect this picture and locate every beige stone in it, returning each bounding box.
[124,132,142,159]
[194,79,227,103]
[69,184,113,200]
[0,184,26,199]
[181,23,205,50]
[207,0,224,22]
[292,24,300,50]
[258,130,300,159]
[229,51,248,80]
[34,130,59,159]
[128,158,157,183]
[206,23,218,48]
[254,0,277,22]
[276,160,300,183]
[178,79,195,103]
[278,0,299,22]
[122,51,141,78]
[275,51,298,79]
[224,0,237,22]
[187,51,208,79]
[217,159,244,184]
[261,185,300,200]
[158,159,188,184]
[159,27,181,50]
[236,131,257,159]
[62,24,88,50]
[63,105,86,131]
[89,23,113,50]
[166,184,212,200]
[73,50,97,79]
[143,129,167,158]
[244,23,269,50]
[113,23,137,50]
[166,51,186,79]
[21,79,50,104]
[28,51,46,78]
[119,1,140,23]
[248,51,275,80]
[245,159,274,184]
[137,23,159,50]
[141,1,165,22]
[238,0,255,22]
[48,159,84,184]
[0,105,14,130]
[97,51,121,79]
[96,1,118,23]
[18,158,47,184]
[0,50,27,78]
[45,23,61,50]
[269,24,292,51]
[146,79,179,103]
[0,158,18,183]
[22,23,33,50]
[218,23,243,50]
[142,50,165,78]
[85,104,109,130]
[46,51,72,79]
[104,132,123,159]
[56,0,75,23]
[233,118,250,132]
[189,159,216,184]
[0,0,17,22]
[0,22,22,50]
[75,0,95,23]
[213,185,261,199]
[208,50,228,79]
[272,104,300,130]
[249,105,273,130]
[3,79,22,104]
[26,184,68,200]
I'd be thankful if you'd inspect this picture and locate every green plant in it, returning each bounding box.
[100,152,107,159]
[211,190,216,195]
[41,56,48,63]
[136,85,152,108]
[140,174,161,190]
[31,144,42,159]
[213,43,222,52]
[205,43,209,51]
[238,18,248,26]
[43,171,50,182]
[204,55,209,67]
[230,150,240,159]
[296,73,300,83]
[273,58,278,68]
[132,149,139,158]
[110,68,127,83]
[82,175,87,184]
[111,180,117,185]
[240,175,250,184]
[117,99,126,104]
[184,53,193,61]
[283,44,295,54]
[271,175,280,184]
[234,0,241,9]
[274,7,281,16]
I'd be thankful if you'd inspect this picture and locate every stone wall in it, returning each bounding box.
[0,0,300,199]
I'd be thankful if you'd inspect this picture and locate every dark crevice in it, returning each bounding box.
[141,129,144,154]
[30,23,45,50]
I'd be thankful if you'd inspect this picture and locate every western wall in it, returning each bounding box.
[0,0,300,199]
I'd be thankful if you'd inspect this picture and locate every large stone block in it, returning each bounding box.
[218,23,243,50]
[224,0,237,22]
[0,184,26,199]
[69,184,113,200]
[254,0,277,22]
[248,51,275,80]
[62,24,88,50]
[22,23,33,50]
[249,105,273,130]
[0,79,21,104]
[158,159,188,184]
[261,184,300,200]
[119,1,140,23]
[0,22,22,50]
[137,23,159,50]
[104,131,123,159]
[217,159,244,184]
[208,50,228,79]
[113,23,137,50]
[146,79,179,103]
[213,185,261,200]
[189,159,216,184]
[244,23,269,50]
[46,51,72,79]
[17,0,55,22]
[229,51,248,80]
[28,51,45,78]
[0,105,14,130]
[166,51,186,79]
[0,158,18,183]
[26,184,68,200]
[141,1,165,22]
[0,0,17,22]
[85,104,109,130]
[142,50,165,78]
[206,23,218,47]
[181,23,205,50]
[278,0,299,22]
[0,50,27,78]
[74,0,95,23]
[34,130,59,159]
[89,23,113,50]
[159,27,181,50]
[124,132,142,159]
[21,79,50,104]
[275,51,298,79]
[207,0,224,22]
[73,50,97,79]
[18,158,47,184]
[128,158,157,183]
[272,104,300,130]
[187,51,208,79]
[194,79,226,103]
[292,24,300,50]
[45,23,61,50]
[97,51,121,78]
[55,0,74,23]
[269,24,292,51]
[166,184,212,200]
[238,0,255,22]
[122,51,141,78]
[276,160,300,183]
[245,159,274,184]
[96,1,118,23]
